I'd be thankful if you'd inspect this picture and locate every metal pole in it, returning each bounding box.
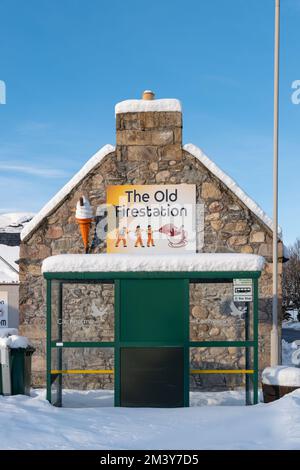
[253,279,259,404]
[271,0,280,366]
[245,302,251,405]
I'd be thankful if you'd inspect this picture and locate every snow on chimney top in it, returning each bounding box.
[115,92,182,114]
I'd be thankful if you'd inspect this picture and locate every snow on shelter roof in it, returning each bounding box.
[115,98,182,114]
[21,144,115,241]
[184,143,280,237]
[42,253,265,274]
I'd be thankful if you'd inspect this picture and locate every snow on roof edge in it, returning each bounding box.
[42,253,265,274]
[21,144,115,241]
[21,140,282,243]
[184,143,282,238]
[115,98,182,114]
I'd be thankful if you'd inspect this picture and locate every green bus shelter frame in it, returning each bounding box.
[44,270,260,407]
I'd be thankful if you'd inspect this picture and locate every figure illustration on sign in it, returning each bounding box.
[147,225,155,247]
[159,223,188,248]
[134,225,145,248]
[115,226,128,248]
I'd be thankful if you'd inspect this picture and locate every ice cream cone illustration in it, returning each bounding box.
[76,196,94,253]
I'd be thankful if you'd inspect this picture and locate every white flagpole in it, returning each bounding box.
[271,0,280,366]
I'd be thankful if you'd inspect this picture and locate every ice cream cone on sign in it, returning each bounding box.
[76,217,93,253]
[75,196,94,253]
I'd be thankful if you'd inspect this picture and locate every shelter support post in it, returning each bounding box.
[46,279,52,403]
[253,278,259,404]
[245,302,251,405]
[56,281,63,407]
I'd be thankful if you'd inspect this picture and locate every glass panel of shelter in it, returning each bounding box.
[51,280,114,343]
[188,278,257,406]
[50,280,115,407]
[189,280,254,342]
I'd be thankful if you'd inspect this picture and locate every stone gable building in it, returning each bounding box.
[19,92,285,389]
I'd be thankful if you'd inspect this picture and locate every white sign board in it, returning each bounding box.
[233,279,253,302]
[0,292,8,328]
[106,184,197,253]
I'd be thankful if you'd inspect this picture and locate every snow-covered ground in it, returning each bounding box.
[0,388,300,449]
[59,389,256,408]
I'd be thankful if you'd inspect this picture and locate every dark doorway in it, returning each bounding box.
[120,347,184,407]
[117,278,188,407]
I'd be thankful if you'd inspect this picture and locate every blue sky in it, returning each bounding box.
[0,0,299,244]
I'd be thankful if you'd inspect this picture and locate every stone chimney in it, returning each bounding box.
[115,91,182,162]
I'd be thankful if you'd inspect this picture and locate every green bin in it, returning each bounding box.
[0,346,35,396]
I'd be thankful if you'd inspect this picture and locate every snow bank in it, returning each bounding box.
[0,335,29,349]
[49,388,257,409]
[0,388,300,449]
[184,143,281,237]
[115,98,182,114]
[262,366,300,387]
[21,144,115,241]
[42,253,265,274]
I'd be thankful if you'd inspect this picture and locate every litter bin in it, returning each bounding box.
[0,346,35,396]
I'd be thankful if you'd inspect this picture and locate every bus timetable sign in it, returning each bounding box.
[233,279,253,302]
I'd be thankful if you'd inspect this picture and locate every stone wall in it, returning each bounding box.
[19,108,283,390]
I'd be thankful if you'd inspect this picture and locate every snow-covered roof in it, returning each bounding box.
[0,212,35,234]
[0,245,19,283]
[115,98,182,114]
[184,143,280,237]
[21,144,115,241]
[42,253,265,274]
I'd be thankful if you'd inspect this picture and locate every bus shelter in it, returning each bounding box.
[43,253,265,408]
